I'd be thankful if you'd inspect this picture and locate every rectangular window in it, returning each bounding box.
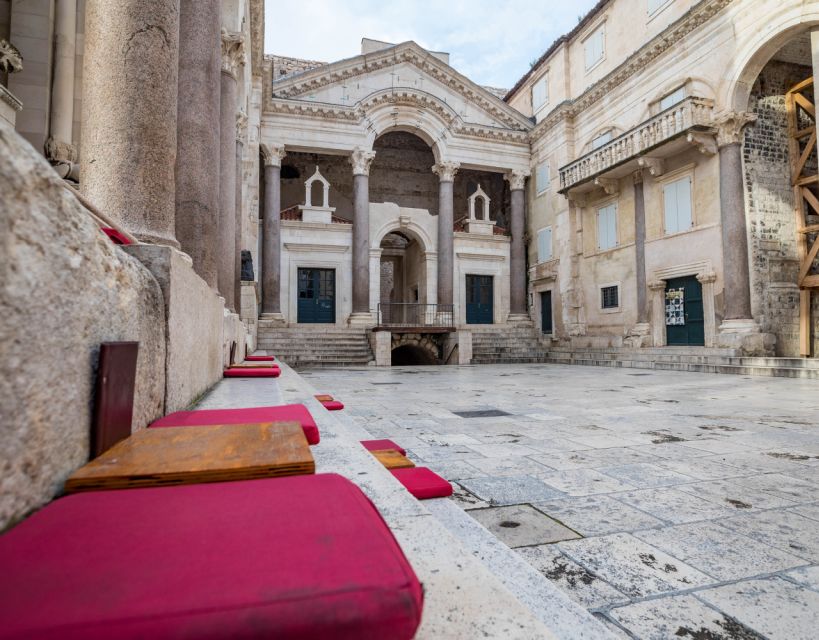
[659,86,685,111]
[663,176,693,234]
[532,76,548,111]
[537,227,553,262]
[597,203,618,250]
[592,131,613,150]
[536,162,550,194]
[601,285,619,309]
[584,25,605,70]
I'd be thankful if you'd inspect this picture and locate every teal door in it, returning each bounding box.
[297,268,335,324]
[665,276,704,346]
[466,275,493,324]
[541,291,553,334]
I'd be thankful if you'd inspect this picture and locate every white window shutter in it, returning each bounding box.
[677,177,692,229]
[664,181,677,233]
[538,227,552,262]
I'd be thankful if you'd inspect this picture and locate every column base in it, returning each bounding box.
[624,322,653,348]
[506,313,533,326]
[259,312,287,326]
[348,312,375,326]
[717,319,775,356]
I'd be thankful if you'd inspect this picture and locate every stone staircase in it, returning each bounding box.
[544,345,819,379]
[256,326,373,368]
[469,325,550,364]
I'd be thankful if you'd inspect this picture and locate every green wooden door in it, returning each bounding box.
[297,268,335,324]
[665,276,704,346]
[466,275,493,324]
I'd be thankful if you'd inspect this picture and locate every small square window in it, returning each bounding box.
[536,162,550,194]
[601,285,619,309]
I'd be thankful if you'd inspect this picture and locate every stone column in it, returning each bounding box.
[349,147,376,324]
[81,0,180,246]
[633,172,649,327]
[260,143,286,321]
[234,116,246,315]
[432,161,459,308]
[716,112,756,324]
[46,0,77,175]
[175,0,221,289]
[506,169,530,321]
[649,280,667,347]
[218,31,243,311]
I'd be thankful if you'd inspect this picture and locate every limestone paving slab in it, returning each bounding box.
[717,510,819,563]
[462,456,554,477]
[466,442,542,458]
[558,532,713,598]
[608,594,765,640]
[789,503,819,522]
[598,463,697,488]
[516,544,630,610]
[538,468,638,496]
[786,565,819,591]
[535,495,666,536]
[696,577,819,640]
[634,521,805,581]
[467,505,581,548]
[449,482,490,510]
[675,477,799,511]
[652,455,754,480]
[615,487,736,524]
[459,475,567,506]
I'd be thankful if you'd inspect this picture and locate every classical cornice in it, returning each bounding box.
[528,0,733,144]
[270,41,532,131]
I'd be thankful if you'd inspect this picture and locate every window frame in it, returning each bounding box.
[591,130,613,150]
[659,85,686,111]
[596,201,618,251]
[659,166,696,237]
[599,283,621,312]
[583,22,606,72]
[535,161,551,195]
[532,74,549,112]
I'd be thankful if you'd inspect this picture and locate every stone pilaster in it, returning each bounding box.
[218,30,243,311]
[260,143,286,322]
[175,0,221,289]
[633,171,649,327]
[649,280,667,347]
[234,114,246,315]
[506,169,530,322]
[432,161,459,308]
[46,0,77,173]
[697,271,718,348]
[349,147,376,324]
[81,0,180,247]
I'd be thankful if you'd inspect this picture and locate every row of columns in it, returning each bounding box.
[81,0,246,312]
[259,147,530,323]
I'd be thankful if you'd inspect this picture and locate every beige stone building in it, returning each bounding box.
[507,0,819,358]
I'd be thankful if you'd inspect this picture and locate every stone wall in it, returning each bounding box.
[0,122,166,529]
[744,59,818,356]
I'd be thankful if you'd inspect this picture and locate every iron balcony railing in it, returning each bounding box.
[377,303,455,328]
[558,96,716,192]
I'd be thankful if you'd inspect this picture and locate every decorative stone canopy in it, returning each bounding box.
[468,185,491,221]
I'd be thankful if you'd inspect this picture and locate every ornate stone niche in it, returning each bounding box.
[298,166,336,223]
[466,185,495,235]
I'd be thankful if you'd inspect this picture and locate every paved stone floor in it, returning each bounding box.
[302,363,819,640]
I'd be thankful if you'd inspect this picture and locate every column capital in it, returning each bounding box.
[504,169,530,191]
[648,280,667,291]
[432,161,460,182]
[714,111,757,147]
[221,30,244,77]
[696,271,718,284]
[0,38,23,74]
[261,143,286,167]
[350,147,376,176]
[235,110,248,142]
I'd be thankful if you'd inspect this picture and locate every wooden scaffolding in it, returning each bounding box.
[785,77,819,357]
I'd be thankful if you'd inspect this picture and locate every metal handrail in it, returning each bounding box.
[377,303,455,327]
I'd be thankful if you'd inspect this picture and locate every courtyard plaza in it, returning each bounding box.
[301,363,819,639]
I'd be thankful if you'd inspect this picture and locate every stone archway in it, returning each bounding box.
[391,333,441,365]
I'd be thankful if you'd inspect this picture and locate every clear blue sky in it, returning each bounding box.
[265,0,600,89]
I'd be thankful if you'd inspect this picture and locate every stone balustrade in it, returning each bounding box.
[559,96,715,192]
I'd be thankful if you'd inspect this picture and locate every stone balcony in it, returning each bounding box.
[558,96,716,194]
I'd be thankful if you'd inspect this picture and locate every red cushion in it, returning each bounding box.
[0,475,423,640]
[322,400,345,411]
[150,404,320,445]
[101,227,132,245]
[391,467,453,500]
[245,355,275,361]
[224,366,280,378]
[361,439,407,456]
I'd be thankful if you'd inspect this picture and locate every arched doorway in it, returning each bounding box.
[391,344,438,366]
[379,231,424,325]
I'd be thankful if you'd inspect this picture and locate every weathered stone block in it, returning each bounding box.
[0,120,165,529]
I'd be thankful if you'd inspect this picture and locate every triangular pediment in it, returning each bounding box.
[270,41,532,132]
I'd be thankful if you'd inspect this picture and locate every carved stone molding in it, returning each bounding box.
[567,192,587,207]
[595,177,619,195]
[432,161,460,182]
[714,111,757,147]
[505,169,530,191]
[44,137,77,163]
[696,271,718,284]
[529,0,732,144]
[235,110,248,142]
[686,131,718,155]
[637,157,665,177]
[350,147,376,176]
[648,280,667,291]
[260,143,286,167]
[0,38,23,74]
[221,30,244,77]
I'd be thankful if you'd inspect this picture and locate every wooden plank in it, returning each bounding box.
[370,449,416,469]
[793,131,816,179]
[314,394,334,402]
[228,362,277,368]
[794,92,816,118]
[796,174,819,186]
[789,77,815,94]
[93,342,139,457]
[65,422,314,493]
[798,236,819,285]
[798,224,819,234]
[795,125,815,139]
[801,275,819,288]
[803,188,819,216]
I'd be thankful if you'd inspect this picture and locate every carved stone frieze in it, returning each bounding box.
[432,161,460,182]
[350,147,376,176]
